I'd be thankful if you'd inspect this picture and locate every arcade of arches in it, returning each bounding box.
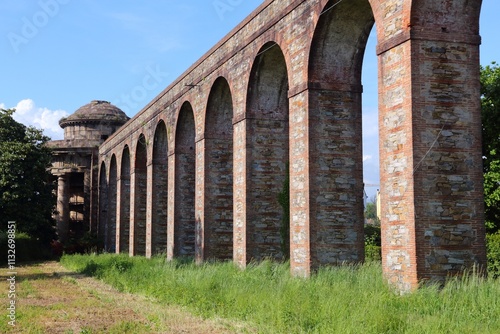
[51,0,487,293]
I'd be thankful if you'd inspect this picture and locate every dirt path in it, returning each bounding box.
[0,262,255,333]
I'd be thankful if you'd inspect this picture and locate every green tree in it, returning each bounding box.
[364,199,378,222]
[0,108,56,243]
[481,62,500,232]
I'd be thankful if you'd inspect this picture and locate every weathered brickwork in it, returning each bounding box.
[174,104,196,257]
[117,147,131,254]
[94,0,486,292]
[108,156,118,253]
[149,122,169,257]
[198,77,234,261]
[130,137,147,256]
[98,163,109,249]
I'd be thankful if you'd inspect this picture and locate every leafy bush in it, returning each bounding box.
[0,232,54,264]
[364,224,381,262]
[487,232,500,278]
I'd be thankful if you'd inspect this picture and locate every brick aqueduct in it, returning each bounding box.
[93,0,486,292]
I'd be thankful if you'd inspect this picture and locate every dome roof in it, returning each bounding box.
[59,100,129,128]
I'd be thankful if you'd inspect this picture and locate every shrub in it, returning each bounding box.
[487,232,500,278]
[0,232,54,264]
[364,224,381,262]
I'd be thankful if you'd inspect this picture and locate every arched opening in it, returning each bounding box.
[308,0,374,267]
[98,162,109,250]
[174,102,196,257]
[108,155,118,253]
[132,134,148,256]
[246,42,289,262]
[119,146,131,254]
[152,121,169,255]
[203,77,234,260]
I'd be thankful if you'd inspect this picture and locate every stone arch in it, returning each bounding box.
[307,0,374,268]
[245,41,289,262]
[119,145,131,254]
[151,120,169,255]
[174,102,196,257]
[198,76,234,261]
[131,134,148,256]
[108,154,118,253]
[98,161,109,250]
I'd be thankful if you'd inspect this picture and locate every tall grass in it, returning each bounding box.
[61,254,500,333]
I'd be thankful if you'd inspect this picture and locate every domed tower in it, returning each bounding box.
[48,101,129,245]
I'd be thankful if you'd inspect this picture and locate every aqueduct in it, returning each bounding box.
[94,0,486,292]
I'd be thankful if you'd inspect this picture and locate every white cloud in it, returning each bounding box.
[363,155,372,162]
[7,99,68,140]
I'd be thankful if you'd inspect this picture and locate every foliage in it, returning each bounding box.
[0,108,56,244]
[364,224,381,262]
[486,232,500,278]
[481,62,500,232]
[0,232,54,264]
[277,163,290,259]
[61,254,500,333]
[364,201,378,221]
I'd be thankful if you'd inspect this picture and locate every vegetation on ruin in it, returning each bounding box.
[61,253,500,334]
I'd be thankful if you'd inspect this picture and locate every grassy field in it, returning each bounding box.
[0,261,255,333]
[61,254,500,334]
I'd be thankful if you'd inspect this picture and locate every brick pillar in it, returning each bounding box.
[115,176,123,253]
[289,91,311,277]
[129,169,137,256]
[166,153,176,260]
[196,135,234,263]
[108,159,117,253]
[118,150,131,254]
[56,174,70,243]
[130,165,147,256]
[308,85,365,268]
[174,147,196,257]
[195,139,206,263]
[145,162,154,258]
[377,11,486,291]
[98,165,109,250]
[233,119,247,267]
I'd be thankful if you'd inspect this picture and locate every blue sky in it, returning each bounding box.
[1,0,499,199]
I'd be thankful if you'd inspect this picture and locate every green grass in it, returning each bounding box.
[61,254,500,333]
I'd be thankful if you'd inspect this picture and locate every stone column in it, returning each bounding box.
[56,174,70,243]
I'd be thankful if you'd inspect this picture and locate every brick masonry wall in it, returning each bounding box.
[95,0,486,291]
[130,138,147,256]
[150,123,169,257]
[117,148,131,254]
[108,157,117,253]
[375,0,486,291]
[98,164,109,250]
[174,104,196,257]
